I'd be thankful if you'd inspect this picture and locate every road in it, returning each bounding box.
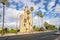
[0,31,60,40]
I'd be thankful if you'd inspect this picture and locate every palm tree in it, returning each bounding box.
[25,6,34,32]
[0,0,9,35]
[44,22,49,29]
[36,12,43,27]
[30,6,34,32]
[30,7,34,12]
[0,15,1,18]
[26,10,30,32]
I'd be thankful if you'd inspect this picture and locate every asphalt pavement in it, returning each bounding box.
[0,31,60,40]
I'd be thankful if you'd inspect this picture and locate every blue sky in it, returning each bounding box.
[0,0,60,28]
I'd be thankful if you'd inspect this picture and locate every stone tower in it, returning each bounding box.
[20,6,33,32]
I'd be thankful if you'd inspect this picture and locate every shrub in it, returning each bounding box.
[9,29,16,33]
[48,25,57,30]
[33,26,45,31]
[39,27,45,31]
[33,26,39,31]
[4,28,9,33]
[17,29,20,32]
[0,30,2,34]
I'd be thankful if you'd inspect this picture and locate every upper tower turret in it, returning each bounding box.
[24,5,28,12]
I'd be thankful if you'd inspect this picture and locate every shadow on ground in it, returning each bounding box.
[0,32,59,40]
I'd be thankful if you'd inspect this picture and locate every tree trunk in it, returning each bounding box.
[28,19,30,32]
[31,12,33,32]
[38,16,40,27]
[2,4,5,35]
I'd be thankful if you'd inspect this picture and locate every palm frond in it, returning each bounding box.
[2,0,7,5]
[0,0,2,3]
[36,12,43,18]
[30,6,34,11]
[0,0,10,6]
[6,0,10,7]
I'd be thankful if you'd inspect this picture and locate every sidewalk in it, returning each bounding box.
[0,31,52,37]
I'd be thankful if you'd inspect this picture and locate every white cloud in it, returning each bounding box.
[9,4,16,9]
[5,8,24,22]
[47,1,60,14]
[48,2,55,10]
[0,7,24,28]
[39,9,46,14]
[0,8,3,14]
[0,22,19,29]
[8,0,46,13]
[0,0,60,28]
[0,8,3,21]
[55,4,60,13]
[36,0,46,13]
[8,0,19,3]
[33,16,39,26]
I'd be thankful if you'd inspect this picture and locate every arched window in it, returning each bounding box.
[24,24,26,26]
[27,16,29,20]
[29,22,30,25]
[24,19,27,23]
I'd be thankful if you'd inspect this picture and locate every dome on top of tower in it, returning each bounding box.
[25,5,28,8]
[24,5,29,12]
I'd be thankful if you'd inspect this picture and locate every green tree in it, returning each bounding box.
[0,0,10,35]
[33,25,36,30]
[1,0,6,35]
[44,22,57,30]
[30,6,34,31]
[4,28,9,33]
[33,26,45,31]
[33,25,40,31]
[27,10,30,32]
[36,12,43,27]
[44,22,49,29]
[49,25,57,30]
[26,6,34,32]
[39,27,45,31]
[17,29,20,32]
[9,29,16,33]
[33,25,37,31]
[36,12,43,18]
[30,6,34,11]
[0,30,2,34]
